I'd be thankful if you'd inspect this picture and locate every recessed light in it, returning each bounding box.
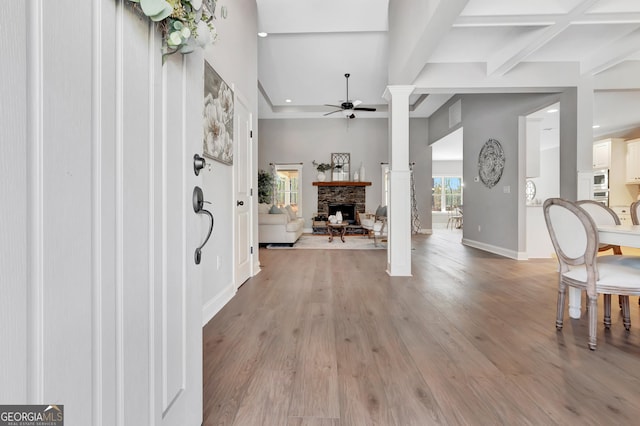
[546,109,558,113]
[593,124,600,129]
[258,32,268,38]
[285,99,292,103]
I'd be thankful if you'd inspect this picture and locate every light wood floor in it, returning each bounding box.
[202,231,640,425]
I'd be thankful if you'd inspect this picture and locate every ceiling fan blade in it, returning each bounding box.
[354,107,376,112]
[353,100,362,107]
[323,110,342,116]
[324,104,342,108]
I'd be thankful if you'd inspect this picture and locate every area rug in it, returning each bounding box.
[267,234,385,250]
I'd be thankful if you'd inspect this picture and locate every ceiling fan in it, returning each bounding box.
[323,73,377,119]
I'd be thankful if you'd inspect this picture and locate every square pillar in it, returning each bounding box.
[383,85,415,276]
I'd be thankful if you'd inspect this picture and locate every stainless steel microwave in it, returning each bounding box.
[593,169,608,189]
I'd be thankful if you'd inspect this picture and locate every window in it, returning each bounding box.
[273,164,303,216]
[432,176,462,212]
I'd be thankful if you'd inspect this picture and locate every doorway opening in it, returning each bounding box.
[431,127,464,232]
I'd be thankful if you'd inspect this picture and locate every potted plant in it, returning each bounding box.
[312,161,332,182]
[257,169,274,203]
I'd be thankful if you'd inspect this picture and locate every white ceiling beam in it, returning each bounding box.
[454,13,640,28]
[486,24,565,76]
[392,0,469,85]
[581,27,640,75]
[486,0,601,76]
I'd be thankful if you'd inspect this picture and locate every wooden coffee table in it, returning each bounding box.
[327,222,348,243]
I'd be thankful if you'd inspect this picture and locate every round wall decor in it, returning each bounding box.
[478,138,505,188]
[525,179,536,202]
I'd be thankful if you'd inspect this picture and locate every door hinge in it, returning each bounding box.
[250,130,253,138]
[250,188,253,196]
[250,246,253,254]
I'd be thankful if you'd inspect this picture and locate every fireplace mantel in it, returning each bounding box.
[313,181,371,187]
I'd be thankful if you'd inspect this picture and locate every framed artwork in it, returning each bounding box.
[203,60,233,165]
[331,153,350,181]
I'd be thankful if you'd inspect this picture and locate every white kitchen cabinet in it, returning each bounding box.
[626,139,640,183]
[611,206,631,223]
[593,140,611,169]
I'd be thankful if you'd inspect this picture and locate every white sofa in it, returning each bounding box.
[258,204,304,245]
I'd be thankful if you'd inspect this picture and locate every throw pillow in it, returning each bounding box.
[375,205,384,217]
[284,205,297,221]
[258,203,271,214]
[269,205,283,214]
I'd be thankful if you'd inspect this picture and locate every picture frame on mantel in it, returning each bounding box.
[331,153,350,181]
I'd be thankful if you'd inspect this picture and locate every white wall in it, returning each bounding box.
[432,160,462,176]
[529,147,559,203]
[200,0,258,324]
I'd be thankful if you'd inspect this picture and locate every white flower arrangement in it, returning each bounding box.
[128,0,217,58]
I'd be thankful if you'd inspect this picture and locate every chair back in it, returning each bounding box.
[543,198,599,275]
[575,200,620,226]
[631,200,640,225]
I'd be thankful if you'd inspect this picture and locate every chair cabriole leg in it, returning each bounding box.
[603,294,611,329]
[588,294,598,350]
[622,295,631,331]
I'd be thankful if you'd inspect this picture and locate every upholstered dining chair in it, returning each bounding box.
[543,198,640,350]
[575,200,630,320]
[575,200,622,255]
[631,200,640,226]
[629,200,640,305]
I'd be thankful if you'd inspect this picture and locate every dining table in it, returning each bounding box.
[568,224,640,319]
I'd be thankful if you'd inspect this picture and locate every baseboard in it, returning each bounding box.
[417,228,432,235]
[461,238,527,260]
[202,282,236,327]
[253,260,261,276]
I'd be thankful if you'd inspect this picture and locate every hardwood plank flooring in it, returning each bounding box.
[203,231,640,425]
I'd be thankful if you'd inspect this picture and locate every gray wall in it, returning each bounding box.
[409,118,432,231]
[429,92,574,253]
[258,118,389,227]
[259,117,431,231]
[201,0,258,320]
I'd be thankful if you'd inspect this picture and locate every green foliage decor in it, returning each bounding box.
[312,161,332,172]
[258,169,274,204]
[128,0,217,58]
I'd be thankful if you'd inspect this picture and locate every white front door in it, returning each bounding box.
[234,93,253,287]
[0,2,203,424]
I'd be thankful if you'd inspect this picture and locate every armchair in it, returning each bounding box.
[360,206,387,246]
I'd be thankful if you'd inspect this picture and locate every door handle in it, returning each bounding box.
[237,200,244,206]
[193,186,214,265]
[193,154,206,176]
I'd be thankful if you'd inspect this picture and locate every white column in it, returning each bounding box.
[568,77,594,319]
[383,85,415,276]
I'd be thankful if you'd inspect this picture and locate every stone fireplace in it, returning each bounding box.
[313,181,371,220]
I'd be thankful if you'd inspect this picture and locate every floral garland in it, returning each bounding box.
[128,0,217,57]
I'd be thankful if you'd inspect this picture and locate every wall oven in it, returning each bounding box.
[593,189,609,206]
[593,169,608,190]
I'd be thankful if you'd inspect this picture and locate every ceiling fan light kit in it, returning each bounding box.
[323,73,376,119]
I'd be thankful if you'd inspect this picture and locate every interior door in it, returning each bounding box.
[234,93,253,287]
[102,5,204,425]
[0,2,203,424]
